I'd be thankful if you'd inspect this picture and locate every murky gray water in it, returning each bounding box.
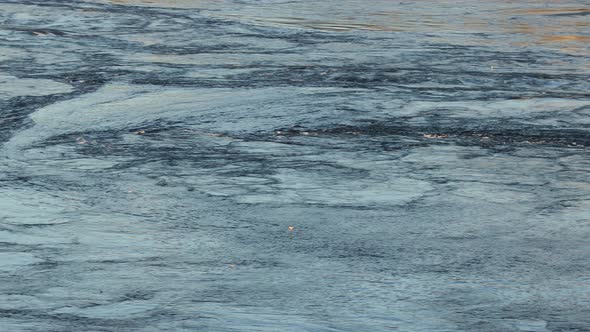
[1,0,589,331]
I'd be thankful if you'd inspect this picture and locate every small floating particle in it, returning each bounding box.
[76,137,87,144]
[31,31,48,36]
[301,131,320,136]
[135,130,146,135]
[288,226,295,232]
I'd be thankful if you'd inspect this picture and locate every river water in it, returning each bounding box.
[1,0,589,331]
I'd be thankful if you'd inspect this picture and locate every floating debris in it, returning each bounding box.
[26,28,67,36]
[423,134,449,139]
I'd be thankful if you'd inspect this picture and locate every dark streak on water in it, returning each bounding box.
[1,0,590,331]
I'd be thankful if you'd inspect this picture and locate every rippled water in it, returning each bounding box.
[1,0,589,331]
[104,0,590,52]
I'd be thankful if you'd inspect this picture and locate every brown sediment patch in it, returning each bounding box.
[501,19,590,56]
[98,0,590,41]
[508,8,590,16]
[539,35,590,43]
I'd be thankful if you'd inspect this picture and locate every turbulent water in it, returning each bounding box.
[1,0,590,331]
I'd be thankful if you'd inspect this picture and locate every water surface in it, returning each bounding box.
[1,0,589,331]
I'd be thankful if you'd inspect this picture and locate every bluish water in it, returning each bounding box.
[1,1,589,331]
